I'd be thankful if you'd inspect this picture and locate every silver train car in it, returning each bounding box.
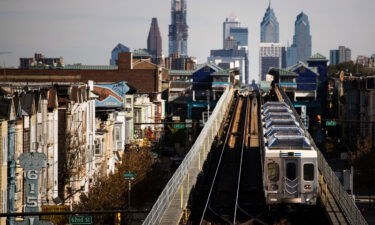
[261,101,318,205]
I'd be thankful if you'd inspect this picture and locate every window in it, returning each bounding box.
[94,140,101,155]
[286,162,297,180]
[114,127,121,141]
[267,163,279,182]
[304,164,314,181]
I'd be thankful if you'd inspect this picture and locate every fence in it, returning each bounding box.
[142,86,234,225]
[277,86,367,225]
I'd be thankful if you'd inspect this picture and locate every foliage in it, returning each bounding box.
[73,146,170,224]
[349,137,375,190]
[328,61,375,77]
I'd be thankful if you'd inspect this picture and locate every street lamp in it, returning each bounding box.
[124,172,136,209]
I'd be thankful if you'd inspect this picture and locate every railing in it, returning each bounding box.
[142,86,234,225]
[277,85,368,225]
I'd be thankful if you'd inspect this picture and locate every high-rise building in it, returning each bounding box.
[147,18,162,59]
[260,2,279,43]
[230,27,248,48]
[259,43,282,81]
[169,0,189,57]
[223,15,240,47]
[211,16,249,84]
[329,46,351,65]
[330,49,339,65]
[290,12,312,64]
[339,46,351,63]
[110,43,130,65]
[208,49,248,84]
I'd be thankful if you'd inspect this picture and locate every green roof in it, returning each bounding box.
[133,49,151,57]
[309,53,328,61]
[269,67,298,76]
[63,65,118,70]
[169,70,194,75]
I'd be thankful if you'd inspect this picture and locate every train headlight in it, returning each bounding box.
[269,184,278,191]
[304,184,312,190]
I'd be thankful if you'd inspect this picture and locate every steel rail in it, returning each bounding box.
[233,96,251,224]
[199,95,241,225]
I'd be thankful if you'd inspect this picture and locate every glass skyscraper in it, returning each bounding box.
[291,12,312,64]
[223,16,240,48]
[260,2,279,43]
[169,0,189,57]
[230,27,248,47]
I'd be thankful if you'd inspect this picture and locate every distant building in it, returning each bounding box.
[169,0,189,57]
[356,55,375,68]
[164,53,196,70]
[229,27,248,48]
[329,46,351,65]
[208,49,248,83]
[223,36,238,50]
[330,49,339,65]
[19,53,64,69]
[260,2,279,43]
[339,46,351,63]
[286,12,312,65]
[110,43,130,66]
[147,18,162,64]
[223,15,240,47]
[259,43,282,81]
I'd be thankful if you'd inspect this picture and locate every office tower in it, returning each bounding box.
[224,36,238,50]
[339,46,351,63]
[169,0,189,57]
[292,12,312,64]
[230,27,248,48]
[281,46,287,68]
[223,16,240,47]
[330,50,339,65]
[286,44,297,67]
[259,43,282,81]
[329,46,351,65]
[147,18,162,59]
[260,2,279,43]
[208,49,248,84]
[110,43,130,65]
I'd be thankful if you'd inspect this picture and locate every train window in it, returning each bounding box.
[304,164,314,181]
[267,163,279,182]
[286,162,297,180]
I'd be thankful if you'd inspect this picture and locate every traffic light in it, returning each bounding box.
[317,115,321,124]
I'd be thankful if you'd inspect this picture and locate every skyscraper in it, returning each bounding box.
[259,43,282,81]
[291,12,312,64]
[223,15,240,47]
[330,49,339,65]
[110,43,130,66]
[230,27,248,48]
[147,18,162,59]
[169,0,189,57]
[329,46,351,65]
[260,2,279,43]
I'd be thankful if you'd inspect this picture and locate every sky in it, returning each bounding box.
[0,0,374,81]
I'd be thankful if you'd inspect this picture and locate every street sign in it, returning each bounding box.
[69,216,92,224]
[185,119,193,128]
[326,121,337,126]
[173,124,185,129]
[124,172,136,180]
[172,116,180,121]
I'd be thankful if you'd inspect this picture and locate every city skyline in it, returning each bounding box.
[0,0,374,81]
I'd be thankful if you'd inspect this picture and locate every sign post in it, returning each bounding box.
[15,152,53,225]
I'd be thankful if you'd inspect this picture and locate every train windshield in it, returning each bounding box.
[286,162,297,180]
[267,163,279,182]
[304,164,314,181]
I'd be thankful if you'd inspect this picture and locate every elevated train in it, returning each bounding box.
[261,101,318,205]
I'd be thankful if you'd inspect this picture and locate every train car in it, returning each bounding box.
[261,101,318,205]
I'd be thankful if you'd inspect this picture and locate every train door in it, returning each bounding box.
[284,159,299,198]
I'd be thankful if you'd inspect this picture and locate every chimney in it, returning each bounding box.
[118,52,133,71]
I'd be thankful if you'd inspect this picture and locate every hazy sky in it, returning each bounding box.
[0,0,374,81]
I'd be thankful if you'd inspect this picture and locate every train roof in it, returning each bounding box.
[263,112,296,121]
[265,119,299,129]
[262,101,288,109]
[267,135,312,150]
[264,127,304,138]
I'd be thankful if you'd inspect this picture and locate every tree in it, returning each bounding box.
[328,61,375,77]
[73,146,170,224]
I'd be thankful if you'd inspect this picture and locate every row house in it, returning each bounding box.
[0,79,163,219]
